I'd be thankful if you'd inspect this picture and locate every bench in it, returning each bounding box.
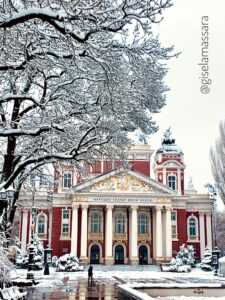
[0,286,27,300]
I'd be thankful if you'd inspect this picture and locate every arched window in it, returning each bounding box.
[168,175,176,190]
[38,215,46,234]
[187,216,198,240]
[90,212,101,233]
[115,213,125,233]
[138,213,149,234]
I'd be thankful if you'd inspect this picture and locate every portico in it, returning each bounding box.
[70,169,175,265]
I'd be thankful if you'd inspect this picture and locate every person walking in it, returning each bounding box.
[88,265,93,283]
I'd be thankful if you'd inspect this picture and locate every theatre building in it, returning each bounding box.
[17,132,213,265]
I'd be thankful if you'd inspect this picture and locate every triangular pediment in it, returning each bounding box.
[73,168,176,195]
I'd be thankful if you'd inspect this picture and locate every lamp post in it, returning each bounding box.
[205,183,217,248]
[30,189,37,241]
[0,186,15,243]
[27,179,37,276]
[205,183,221,275]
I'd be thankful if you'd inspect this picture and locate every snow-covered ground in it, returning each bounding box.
[10,265,225,299]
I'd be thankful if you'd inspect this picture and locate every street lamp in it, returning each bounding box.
[0,186,15,238]
[204,183,221,275]
[204,183,218,248]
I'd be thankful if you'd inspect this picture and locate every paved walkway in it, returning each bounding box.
[14,265,225,300]
[20,265,161,300]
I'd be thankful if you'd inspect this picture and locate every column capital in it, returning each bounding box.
[205,211,212,216]
[199,212,205,217]
[155,206,163,212]
[129,205,138,212]
[81,204,88,210]
[72,204,79,210]
[165,206,172,212]
[106,205,114,211]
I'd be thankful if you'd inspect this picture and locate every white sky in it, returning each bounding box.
[149,0,225,194]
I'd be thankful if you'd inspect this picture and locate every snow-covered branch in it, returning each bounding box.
[0,0,175,236]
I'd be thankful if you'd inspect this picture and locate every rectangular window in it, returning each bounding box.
[63,173,72,188]
[172,225,177,238]
[91,223,100,233]
[38,224,45,234]
[61,209,70,237]
[171,211,177,239]
[63,210,69,219]
[116,223,124,233]
[189,226,196,236]
[168,175,176,190]
[171,211,176,221]
[62,224,69,233]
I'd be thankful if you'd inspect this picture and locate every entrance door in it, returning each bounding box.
[115,245,124,264]
[90,245,100,264]
[139,245,148,265]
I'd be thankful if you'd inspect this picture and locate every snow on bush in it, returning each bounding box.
[0,233,15,286]
[200,247,212,271]
[16,235,44,270]
[56,253,80,272]
[169,244,195,273]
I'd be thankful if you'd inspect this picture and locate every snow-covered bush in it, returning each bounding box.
[16,235,44,270]
[52,256,59,268]
[200,247,212,271]
[169,244,195,273]
[16,253,29,269]
[0,233,15,287]
[56,253,80,272]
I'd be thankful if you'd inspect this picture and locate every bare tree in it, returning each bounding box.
[216,210,225,255]
[0,0,175,231]
[210,120,225,204]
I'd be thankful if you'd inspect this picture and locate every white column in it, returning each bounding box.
[80,204,88,261]
[101,158,104,173]
[155,206,163,259]
[48,208,52,247]
[165,207,172,259]
[71,204,79,257]
[130,206,138,265]
[177,169,181,195]
[206,212,212,250]
[152,209,156,259]
[199,212,205,259]
[129,208,132,261]
[105,205,113,264]
[29,211,33,242]
[21,210,28,253]
[163,168,167,185]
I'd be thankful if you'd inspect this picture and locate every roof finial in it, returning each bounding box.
[162,127,175,145]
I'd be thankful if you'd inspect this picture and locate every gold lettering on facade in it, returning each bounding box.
[74,196,87,202]
[158,198,171,204]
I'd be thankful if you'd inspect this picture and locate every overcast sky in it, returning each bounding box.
[148,0,225,195]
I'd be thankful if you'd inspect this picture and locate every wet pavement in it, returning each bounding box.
[15,265,225,300]
[18,264,161,300]
[26,278,118,300]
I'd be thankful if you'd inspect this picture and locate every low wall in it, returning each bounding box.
[118,283,225,299]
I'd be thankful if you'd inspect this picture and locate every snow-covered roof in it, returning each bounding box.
[73,168,177,195]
